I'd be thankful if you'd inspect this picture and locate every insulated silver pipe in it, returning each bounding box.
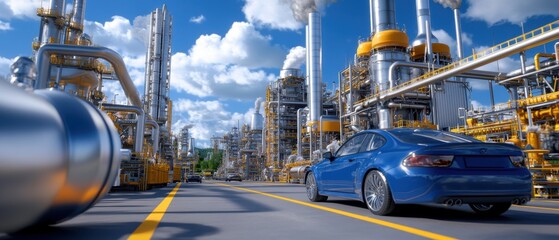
[308,11,322,122]
[388,61,503,88]
[101,103,145,153]
[373,0,396,33]
[35,44,143,107]
[378,26,559,102]
[454,8,463,59]
[296,108,304,156]
[519,52,534,127]
[146,119,160,157]
[369,0,375,35]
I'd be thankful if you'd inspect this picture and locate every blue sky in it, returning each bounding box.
[1,0,559,147]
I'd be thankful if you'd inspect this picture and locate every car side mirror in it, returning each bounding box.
[323,151,334,161]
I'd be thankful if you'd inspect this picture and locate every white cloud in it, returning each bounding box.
[171,99,256,147]
[171,52,276,99]
[432,29,473,59]
[0,0,42,20]
[83,15,150,99]
[0,56,13,79]
[465,0,559,25]
[470,100,488,111]
[84,15,150,56]
[243,0,302,30]
[190,15,205,24]
[170,21,283,99]
[0,20,11,30]
[187,22,284,68]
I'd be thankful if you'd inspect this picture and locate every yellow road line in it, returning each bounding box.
[533,199,559,203]
[515,205,559,212]
[217,183,456,240]
[128,183,181,240]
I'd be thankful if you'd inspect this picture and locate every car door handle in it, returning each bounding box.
[348,159,355,162]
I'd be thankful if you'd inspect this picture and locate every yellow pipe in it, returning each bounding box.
[534,53,555,70]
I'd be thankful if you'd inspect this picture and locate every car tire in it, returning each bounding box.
[363,170,396,216]
[469,203,511,216]
[305,172,327,202]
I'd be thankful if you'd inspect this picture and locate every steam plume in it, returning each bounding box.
[289,0,336,24]
[282,46,306,70]
[434,0,462,9]
[254,97,262,114]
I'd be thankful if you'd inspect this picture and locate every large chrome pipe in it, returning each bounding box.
[0,81,121,232]
[388,61,503,88]
[373,0,396,33]
[308,11,322,122]
[413,0,438,46]
[101,103,145,153]
[35,44,142,107]
[379,26,559,102]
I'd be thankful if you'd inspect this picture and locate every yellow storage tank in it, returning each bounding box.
[371,30,409,49]
[411,43,451,60]
[357,41,372,57]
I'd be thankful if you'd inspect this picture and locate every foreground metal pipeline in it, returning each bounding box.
[0,80,121,232]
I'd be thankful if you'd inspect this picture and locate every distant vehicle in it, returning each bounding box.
[186,174,202,183]
[226,173,242,182]
[305,128,532,217]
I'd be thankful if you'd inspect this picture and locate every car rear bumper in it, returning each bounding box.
[388,167,532,204]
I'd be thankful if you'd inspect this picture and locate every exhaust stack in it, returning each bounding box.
[413,0,438,47]
[308,11,322,123]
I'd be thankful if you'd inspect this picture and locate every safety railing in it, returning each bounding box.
[366,20,559,103]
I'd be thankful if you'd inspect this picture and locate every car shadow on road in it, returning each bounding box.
[0,221,219,240]
[321,199,559,225]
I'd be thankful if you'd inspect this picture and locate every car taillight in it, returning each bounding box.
[509,156,526,168]
[402,154,454,167]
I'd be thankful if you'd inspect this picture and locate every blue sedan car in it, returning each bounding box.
[305,128,532,216]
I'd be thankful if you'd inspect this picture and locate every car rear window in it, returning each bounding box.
[389,129,479,144]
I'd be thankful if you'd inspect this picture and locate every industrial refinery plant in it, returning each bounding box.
[2,0,559,235]
[218,0,559,198]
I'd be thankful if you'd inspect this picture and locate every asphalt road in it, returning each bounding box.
[2,181,559,239]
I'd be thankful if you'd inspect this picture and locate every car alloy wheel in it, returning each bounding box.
[363,170,396,215]
[305,172,327,202]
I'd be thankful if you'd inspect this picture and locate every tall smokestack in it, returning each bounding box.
[372,0,396,33]
[413,0,438,47]
[308,11,322,123]
[68,0,86,43]
[39,0,65,46]
[145,5,172,125]
[369,0,375,35]
[251,98,263,131]
[435,0,463,58]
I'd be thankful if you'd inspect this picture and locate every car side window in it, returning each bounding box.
[366,134,386,151]
[336,134,367,157]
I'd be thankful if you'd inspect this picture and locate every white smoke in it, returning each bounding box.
[289,0,336,24]
[434,0,462,9]
[254,97,262,114]
[282,46,306,69]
